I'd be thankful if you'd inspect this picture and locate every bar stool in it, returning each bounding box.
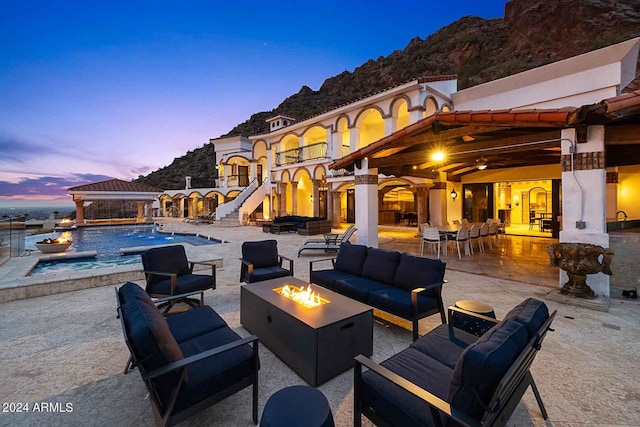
[261,385,335,427]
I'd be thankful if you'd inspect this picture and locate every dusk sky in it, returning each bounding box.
[0,1,506,207]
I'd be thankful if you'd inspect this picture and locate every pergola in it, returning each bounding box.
[67,179,163,224]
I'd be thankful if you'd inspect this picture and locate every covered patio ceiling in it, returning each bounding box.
[330,90,640,181]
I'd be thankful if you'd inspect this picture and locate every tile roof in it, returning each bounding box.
[68,179,162,193]
[329,91,640,171]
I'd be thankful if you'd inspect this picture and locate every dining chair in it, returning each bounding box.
[468,224,482,255]
[488,222,499,247]
[449,226,470,258]
[479,223,490,251]
[420,226,442,258]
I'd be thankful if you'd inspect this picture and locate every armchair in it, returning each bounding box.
[240,239,293,283]
[116,282,259,426]
[354,298,556,427]
[141,245,216,313]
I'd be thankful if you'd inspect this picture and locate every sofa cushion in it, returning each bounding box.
[142,245,191,285]
[146,273,214,297]
[242,240,279,268]
[119,281,155,307]
[367,287,440,319]
[503,298,549,338]
[173,327,255,413]
[310,269,356,291]
[447,319,528,419]
[334,244,368,275]
[393,254,446,295]
[166,306,228,343]
[245,266,291,283]
[361,248,401,284]
[410,324,479,369]
[334,276,389,303]
[361,348,452,427]
[125,297,183,372]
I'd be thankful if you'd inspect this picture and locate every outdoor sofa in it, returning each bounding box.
[310,243,446,341]
[116,282,260,426]
[272,215,332,235]
[354,298,556,427]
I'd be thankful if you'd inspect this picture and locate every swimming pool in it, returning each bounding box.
[27,224,221,275]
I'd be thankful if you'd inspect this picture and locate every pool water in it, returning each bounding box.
[27,224,220,275]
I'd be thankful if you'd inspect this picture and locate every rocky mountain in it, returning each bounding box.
[136,0,640,189]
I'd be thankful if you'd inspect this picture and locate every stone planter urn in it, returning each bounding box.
[547,243,614,299]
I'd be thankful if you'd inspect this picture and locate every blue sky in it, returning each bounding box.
[0,0,506,207]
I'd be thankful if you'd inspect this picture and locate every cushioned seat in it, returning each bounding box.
[167,306,228,343]
[354,298,557,427]
[141,245,216,313]
[361,348,453,427]
[240,239,293,283]
[310,244,447,341]
[116,282,260,426]
[368,287,439,319]
[334,277,389,302]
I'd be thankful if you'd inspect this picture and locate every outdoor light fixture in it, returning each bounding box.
[514,194,520,206]
[450,189,458,201]
[476,157,488,170]
[432,151,445,162]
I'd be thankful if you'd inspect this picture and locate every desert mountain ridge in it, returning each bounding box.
[136,0,640,189]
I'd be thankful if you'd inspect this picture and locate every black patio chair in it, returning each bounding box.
[141,245,216,314]
[240,239,293,283]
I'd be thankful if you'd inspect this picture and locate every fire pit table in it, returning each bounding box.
[241,276,373,386]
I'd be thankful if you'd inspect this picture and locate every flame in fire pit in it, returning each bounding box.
[274,284,329,308]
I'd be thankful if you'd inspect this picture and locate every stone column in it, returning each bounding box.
[329,190,341,227]
[409,105,425,122]
[290,181,298,215]
[146,202,153,221]
[74,200,85,224]
[221,162,229,188]
[312,179,321,217]
[277,182,287,217]
[559,126,610,297]
[416,186,429,229]
[429,181,447,226]
[384,115,396,136]
[355,159,378,247]
[136,201,145,221]
[250,160,258,182]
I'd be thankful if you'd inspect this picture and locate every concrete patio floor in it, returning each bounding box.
[0,221,638,426]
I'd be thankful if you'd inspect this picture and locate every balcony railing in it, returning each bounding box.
[341,145,350,158]
[275,142,328,166]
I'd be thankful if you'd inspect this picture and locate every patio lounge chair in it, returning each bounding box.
[240,239,293,283]
[297,225,357,256]
[141,245,217,314]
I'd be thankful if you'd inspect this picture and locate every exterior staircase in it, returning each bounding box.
[214,178,270,226]
[215,208,242,226]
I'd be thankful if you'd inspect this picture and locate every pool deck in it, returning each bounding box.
[0,224,224,303]
[0,219,638,426]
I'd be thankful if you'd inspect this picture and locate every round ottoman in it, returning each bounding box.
[455,300,496,318]
[260,385,335,427]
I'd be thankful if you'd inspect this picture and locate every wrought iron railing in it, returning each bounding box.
[331,168,354,177]
[275,142,328,166]
[341,144,351,158]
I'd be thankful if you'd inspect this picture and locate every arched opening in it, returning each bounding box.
[357,107,384,149]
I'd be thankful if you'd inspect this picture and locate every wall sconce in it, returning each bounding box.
[513,194,520,206]
[450,189,458,201]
